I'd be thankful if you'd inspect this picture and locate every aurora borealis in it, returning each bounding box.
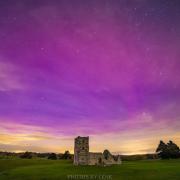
[0,0,180,154]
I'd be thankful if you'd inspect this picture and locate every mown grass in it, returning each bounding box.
[0,159,180,180]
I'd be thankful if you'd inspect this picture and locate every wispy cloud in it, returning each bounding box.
[0,60,25,91]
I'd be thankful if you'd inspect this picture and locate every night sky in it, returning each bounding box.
[0,0,180,154]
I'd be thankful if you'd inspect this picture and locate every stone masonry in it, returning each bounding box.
[74,136,122,165]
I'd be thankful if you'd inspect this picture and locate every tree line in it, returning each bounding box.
[1,140,179,160]
[0,150,73,160]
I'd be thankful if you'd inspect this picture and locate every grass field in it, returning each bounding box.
[0,159,180,180]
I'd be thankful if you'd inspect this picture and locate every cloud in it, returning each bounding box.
[0,60,25,91]
[0,120,74,153]
[0,143,49,153]
[0,121,53,144]
[89,128,180,155]
[0,118,179,154]
[0,133,52,144]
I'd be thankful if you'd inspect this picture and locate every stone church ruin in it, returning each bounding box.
[74,136,122,165]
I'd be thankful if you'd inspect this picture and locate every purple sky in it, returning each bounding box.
[0,0,180,154]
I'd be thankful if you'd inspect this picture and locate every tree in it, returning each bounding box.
[167,140,180,158]
[156,140,169,159]
[48,153,57,160]
[61,151,71,159]
[20,152,32,159]
[156,140,180,159]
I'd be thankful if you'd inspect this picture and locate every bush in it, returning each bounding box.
[48,153,57,160]
[20,152,32,159]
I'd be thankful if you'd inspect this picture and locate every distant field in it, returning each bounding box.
[0,159,180,180]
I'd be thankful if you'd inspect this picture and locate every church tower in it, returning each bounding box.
[74,136,89,165]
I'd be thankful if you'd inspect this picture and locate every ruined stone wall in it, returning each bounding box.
[89,152,122,165]
[74,136,122,166]
[89,152,103,165]
[102,155,122,165]
[102,149,122,165]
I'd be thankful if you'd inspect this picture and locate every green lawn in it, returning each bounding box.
[0,159,180,180]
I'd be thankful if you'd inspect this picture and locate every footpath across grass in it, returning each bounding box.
[0,159,180,180]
